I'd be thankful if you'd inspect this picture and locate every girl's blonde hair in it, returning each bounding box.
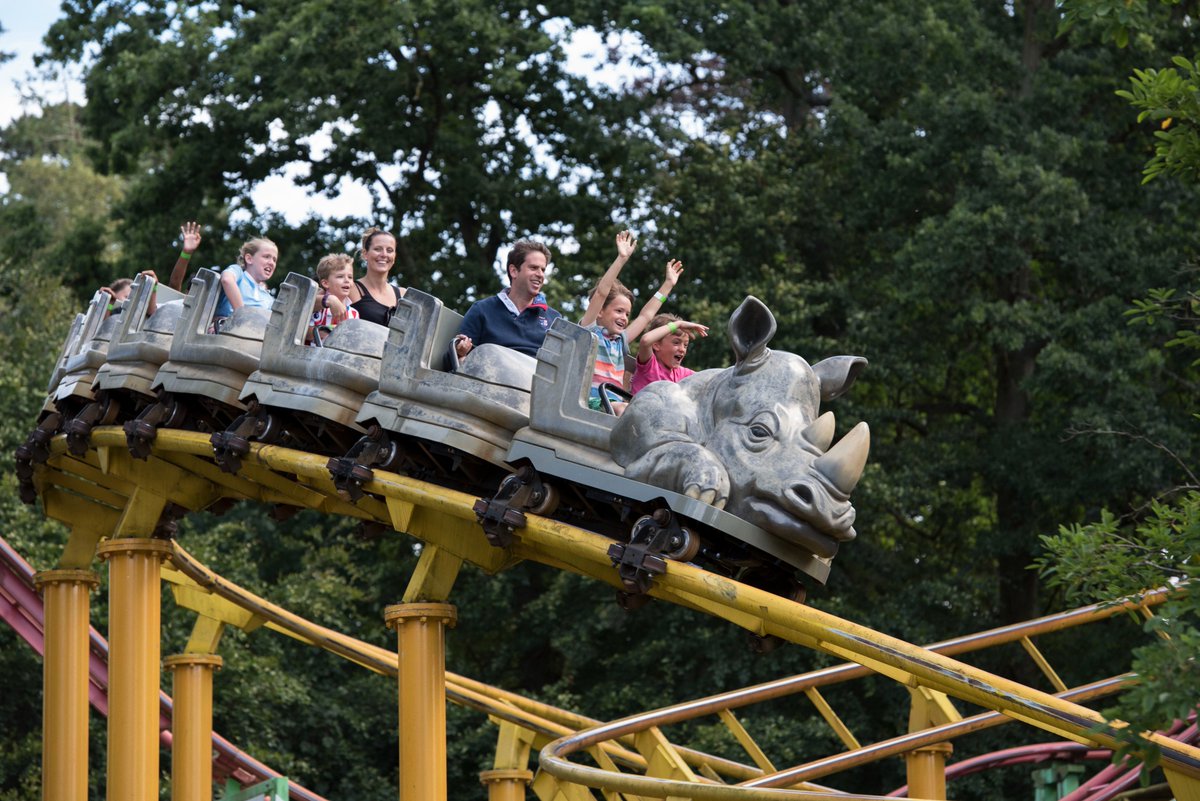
[240,237,277,266]
[316,253,354,284]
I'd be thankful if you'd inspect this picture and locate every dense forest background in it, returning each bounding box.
[1,1,1197,799]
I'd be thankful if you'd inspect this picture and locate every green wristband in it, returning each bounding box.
[655,291,668,303]
[179,251,191,260]
[667,321,678,334]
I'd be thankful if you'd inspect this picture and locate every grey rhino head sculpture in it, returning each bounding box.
[611,296,870,559]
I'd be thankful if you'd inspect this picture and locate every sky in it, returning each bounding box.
[0,4,70,126]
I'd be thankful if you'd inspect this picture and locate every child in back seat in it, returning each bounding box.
[579,231,695,414]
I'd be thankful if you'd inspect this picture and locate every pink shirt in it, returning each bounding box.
[631,353,694,394]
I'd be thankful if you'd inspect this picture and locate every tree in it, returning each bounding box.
[42,0,656,303]
[570,0,1200,643]
[0,101,127,302]
[1060,0,1200,182]
[1037,281,1199,766]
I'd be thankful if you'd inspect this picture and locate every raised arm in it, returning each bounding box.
[168,221,202,291]
[219,266,246,312]
[636,319,709,363]
[579,230,637,327]
[626,258,683,341]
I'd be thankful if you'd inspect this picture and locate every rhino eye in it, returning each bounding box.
[749,423,772,440]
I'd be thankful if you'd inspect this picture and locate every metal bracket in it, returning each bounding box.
[64,395,119,457]
[472,466,551,548]
[606,510,680,595]
[124,392,185,460]
[327,425,398,502]
[210,401,275,474]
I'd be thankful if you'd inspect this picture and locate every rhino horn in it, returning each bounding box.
[813,421,870,495]
[801,412,836,451]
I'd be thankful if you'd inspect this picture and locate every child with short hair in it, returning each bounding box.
[309,253,360,345]
[630,312,709,395]
[579,231,694,414]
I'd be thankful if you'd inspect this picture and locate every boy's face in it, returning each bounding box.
[322,265,355,299]
[597,296,632,335]
[653,330,690,370]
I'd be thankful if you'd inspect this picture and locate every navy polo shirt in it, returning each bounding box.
[458,290,562,358]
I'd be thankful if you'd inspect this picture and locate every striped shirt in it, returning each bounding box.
[588,324,627,400]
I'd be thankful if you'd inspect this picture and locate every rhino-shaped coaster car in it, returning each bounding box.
[612,296,869,561]
[211,272,389,473]
[124,268,272,459]
[501,295,867,588]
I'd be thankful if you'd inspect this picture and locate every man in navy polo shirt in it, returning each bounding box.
[454,239,562,359]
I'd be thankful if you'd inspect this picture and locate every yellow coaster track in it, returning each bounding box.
[26,426,1200,801]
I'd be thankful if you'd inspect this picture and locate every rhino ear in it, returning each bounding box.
[729,296,776,367]
[813,355,868,401]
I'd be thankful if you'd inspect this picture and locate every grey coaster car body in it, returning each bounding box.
[52,292,120,407]
[357,288,536,469]
[42,312,87,417]
[239,273,388,432]
[95,275,187,400]
[154,268,271,411]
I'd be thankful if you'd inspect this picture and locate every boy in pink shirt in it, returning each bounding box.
[631,312,709,394]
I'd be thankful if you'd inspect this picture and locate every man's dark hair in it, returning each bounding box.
[506,240,552,282]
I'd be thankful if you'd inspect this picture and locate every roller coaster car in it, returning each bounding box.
[125,268,270,459]
[64,276,187,455]
[20,293,118,461]
[491,316,826,592]
[212,273,388,473]
[331,289,536,500]
[15,307,91,501]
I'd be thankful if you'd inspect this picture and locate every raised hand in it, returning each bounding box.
[181,221,202,254]
[678,320,709,339]
[664,258,683,286]
[616,229,637,259]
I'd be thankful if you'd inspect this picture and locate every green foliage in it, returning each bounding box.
[4,1,1200,798]
[0,102,128,302]
[1057,0,1172,48]
[1116,58,1200,183]
[41,0,656,305]
[1038,275,1199,764]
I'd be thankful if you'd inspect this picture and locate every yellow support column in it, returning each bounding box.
[479,769,534,800]
[163,654,223,801]
[905,742,953,800]
[384,602,457,801]
[97,538,174,801]
[34,569,100,801]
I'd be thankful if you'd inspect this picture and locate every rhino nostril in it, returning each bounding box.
[792,484,814,505]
